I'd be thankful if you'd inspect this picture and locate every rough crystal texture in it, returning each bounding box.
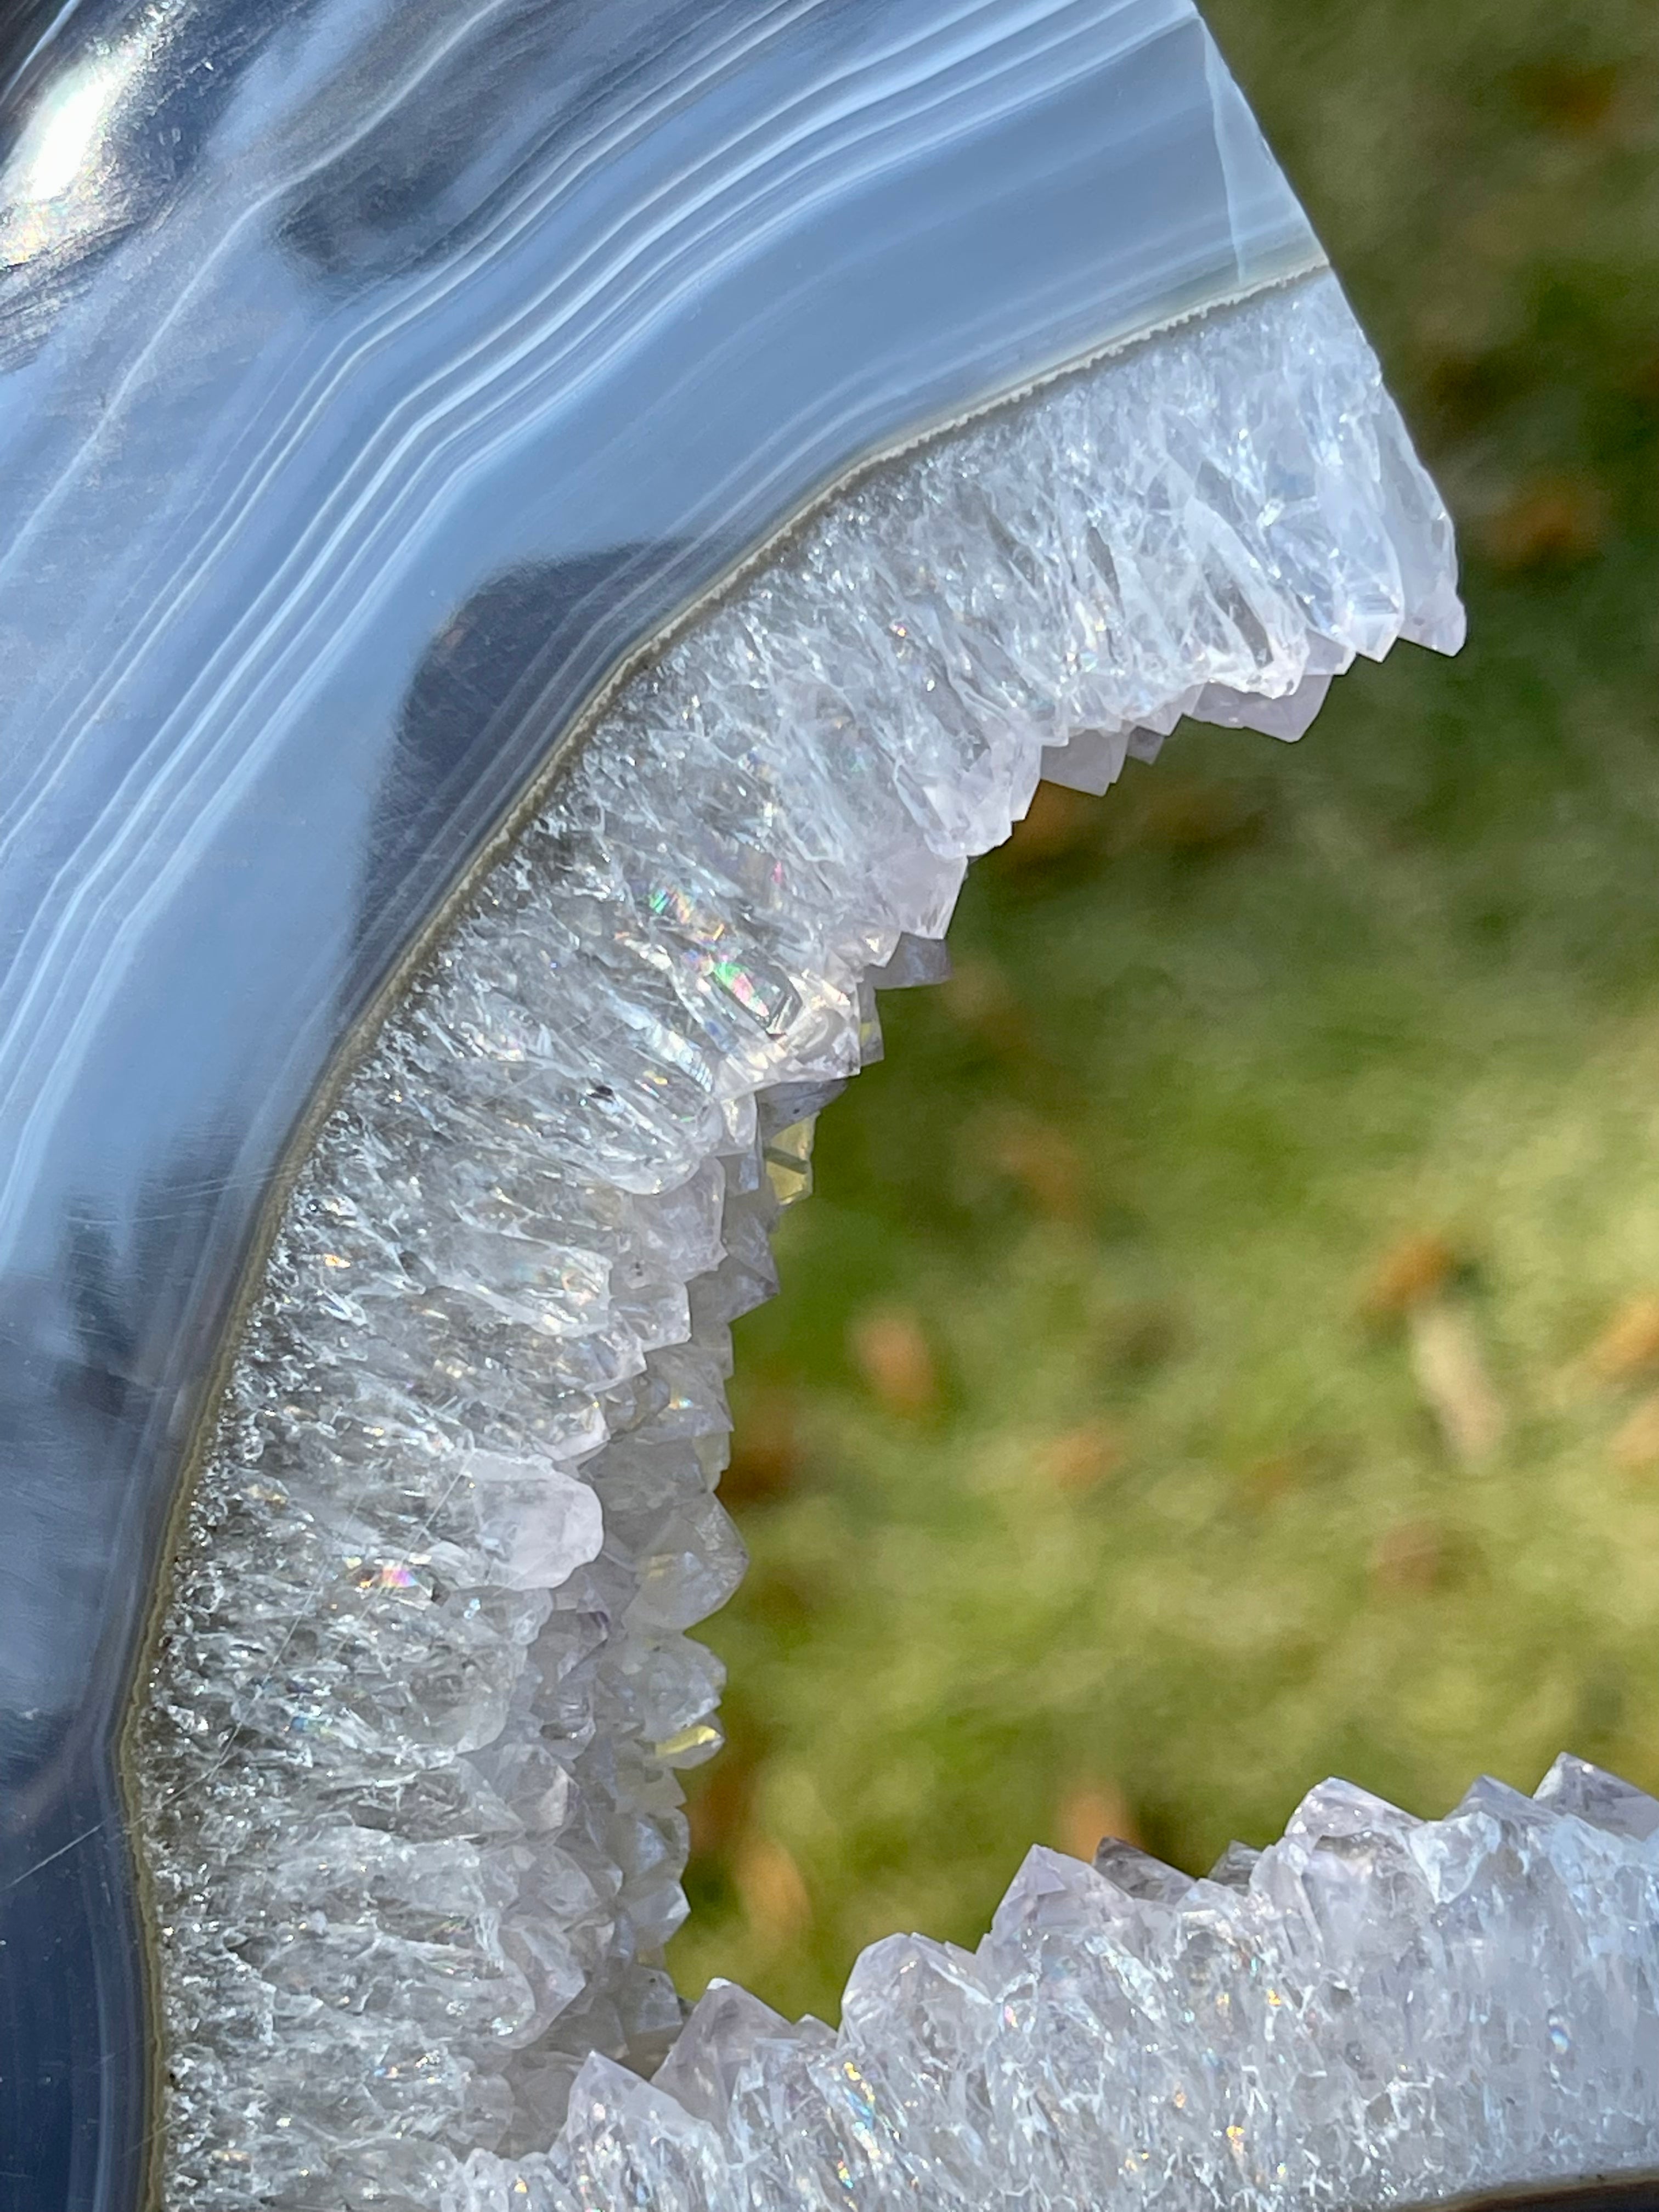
[462,1754,1659,2211]
[134,269,1462,2208]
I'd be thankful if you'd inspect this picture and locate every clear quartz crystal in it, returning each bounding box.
[469,1754,1659,2212]
[135,270,1473,2207]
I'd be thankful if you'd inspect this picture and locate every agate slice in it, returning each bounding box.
[0,3,1635,2210]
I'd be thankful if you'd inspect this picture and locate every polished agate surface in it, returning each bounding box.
[135,269,1464,2210]
[0,0,1444,2205]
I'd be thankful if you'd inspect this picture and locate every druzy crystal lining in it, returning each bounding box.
[520,1754,1659,2212]
[134,269,1464,2209]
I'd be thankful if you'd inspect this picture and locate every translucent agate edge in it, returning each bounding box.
[134,267,1472,2210]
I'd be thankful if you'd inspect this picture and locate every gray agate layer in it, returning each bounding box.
[0,2,1578,2209]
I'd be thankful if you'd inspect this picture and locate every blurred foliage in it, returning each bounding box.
[668,0,1659,2023]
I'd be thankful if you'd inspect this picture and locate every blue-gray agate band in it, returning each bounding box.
[0,1,1351,2204]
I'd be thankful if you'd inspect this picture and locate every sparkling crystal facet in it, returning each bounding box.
[135,269,1466,2205]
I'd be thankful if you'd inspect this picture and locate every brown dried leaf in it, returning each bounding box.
[1588,1295,1659,1385]
[1483,476,1608,571]
[723,1389,802,1507]
[1362,1231,1459,1319]
[1001,779,1104,867]
[733,1831,814,1945]
[1612,1393,1659,1475]
[1037,1423,1125,1495]
[1511,59,1622,137]
[685,1745,759,1861]
[1056,1778,1143,1864]
[849,1307,939,1417]
[985,1109,1087,1220]
[939,955,1025,1054]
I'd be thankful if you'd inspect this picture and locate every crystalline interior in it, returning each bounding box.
[519,1752,1659,2212]
[135,269,1478,2209]
[522,1760,1659,2212]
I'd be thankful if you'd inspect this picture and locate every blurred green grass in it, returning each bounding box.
[668,0,1659,2022]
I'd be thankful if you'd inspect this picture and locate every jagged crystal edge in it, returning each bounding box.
[133,268,1463,2210]
[494,1754,1659,2212]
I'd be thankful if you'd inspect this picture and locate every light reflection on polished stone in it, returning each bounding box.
[0,0,1327,2204]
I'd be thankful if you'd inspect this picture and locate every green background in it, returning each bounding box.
[669,0,1659,2023]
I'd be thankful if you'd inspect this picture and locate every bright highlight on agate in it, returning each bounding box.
[0,3,1644,2211]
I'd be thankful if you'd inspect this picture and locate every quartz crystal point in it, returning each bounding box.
[133,270,1469,2210]
[0,1,1481,2208]
[453,1756,1659,2212]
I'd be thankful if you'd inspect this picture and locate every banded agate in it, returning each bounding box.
[0,1,1480,2207]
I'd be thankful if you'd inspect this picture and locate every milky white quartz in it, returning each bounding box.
[136,269,1468,2208]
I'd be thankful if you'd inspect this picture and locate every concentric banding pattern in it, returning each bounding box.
[0,8,1319,2187]
[136,270,1464,2207]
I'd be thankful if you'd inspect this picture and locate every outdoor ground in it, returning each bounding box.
[668,0,1659,2022]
